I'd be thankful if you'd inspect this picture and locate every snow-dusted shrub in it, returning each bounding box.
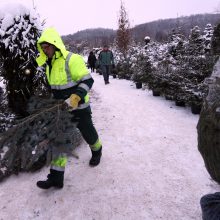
[113,47,134,80]
[130,45,150,83]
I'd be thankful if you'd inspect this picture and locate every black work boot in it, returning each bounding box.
[36,169,64,189]
[89,147,102,166]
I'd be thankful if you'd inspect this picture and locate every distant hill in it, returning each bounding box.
[132,13,220,42]
[62,28,116,49]
[62,13,220,49]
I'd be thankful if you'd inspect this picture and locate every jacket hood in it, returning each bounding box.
[36,27,69,66]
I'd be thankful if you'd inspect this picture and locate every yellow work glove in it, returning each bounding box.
[69,94,81,108]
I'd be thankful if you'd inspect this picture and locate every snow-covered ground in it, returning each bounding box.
[0,72,219,220]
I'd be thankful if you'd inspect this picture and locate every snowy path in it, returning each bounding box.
[0,73,219,220]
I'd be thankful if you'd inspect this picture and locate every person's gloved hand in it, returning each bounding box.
[65,94,81,109]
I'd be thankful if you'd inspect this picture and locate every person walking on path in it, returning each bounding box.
[87,51,97,72]
[35,27,102,189]
[98,45,115,84]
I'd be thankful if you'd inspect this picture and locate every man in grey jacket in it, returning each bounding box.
[98,45,115,84]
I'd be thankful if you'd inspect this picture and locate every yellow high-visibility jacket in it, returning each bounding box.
[36,28,93,109]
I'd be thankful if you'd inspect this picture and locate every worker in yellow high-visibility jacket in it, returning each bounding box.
[35,27,102,189]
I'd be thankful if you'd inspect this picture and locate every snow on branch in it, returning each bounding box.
[0,3,42,61]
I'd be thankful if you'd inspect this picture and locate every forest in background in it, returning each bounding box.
[62,13,220,52]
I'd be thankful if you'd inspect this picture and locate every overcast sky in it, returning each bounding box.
[1,0,220,35]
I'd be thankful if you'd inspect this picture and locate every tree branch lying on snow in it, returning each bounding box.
[0,96,82,182]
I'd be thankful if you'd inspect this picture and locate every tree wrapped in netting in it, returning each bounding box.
[197,57,220,184]
[0,3,48,117]
[0,96,82,182]
[197,22,220,183]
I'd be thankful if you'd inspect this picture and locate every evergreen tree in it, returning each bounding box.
[156,28,187,101]
[0,4,84,182]
[0,4,47,117]
[0,96,82,181]
[203,23,214,53]
[197,58,220,184]
[187,26,204,55]
[211,22,220,56]
[114,1,133,79]
[116,0,131,58]
[130,43,153,84]
[167,27,186,58]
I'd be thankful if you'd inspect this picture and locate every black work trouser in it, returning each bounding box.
[50,107,100,172]
[72,107,99,146]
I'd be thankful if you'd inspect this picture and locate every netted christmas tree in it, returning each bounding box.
[211,22,220,56]
[0,96,81,181]
[197,59,220,184]
[197,22,220,184]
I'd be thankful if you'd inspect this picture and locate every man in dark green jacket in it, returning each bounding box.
[35,27,102,189]
[98,45,114,84]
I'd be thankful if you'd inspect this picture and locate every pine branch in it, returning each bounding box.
[0,96,82,182]
[16,102,65,127]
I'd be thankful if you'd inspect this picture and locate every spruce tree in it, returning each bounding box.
[116,1,131,58]
[203,24,214,53]
[211,22,220,56]
[115,1,133,79]
[0,96,82,181]
[0,4,47,117]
